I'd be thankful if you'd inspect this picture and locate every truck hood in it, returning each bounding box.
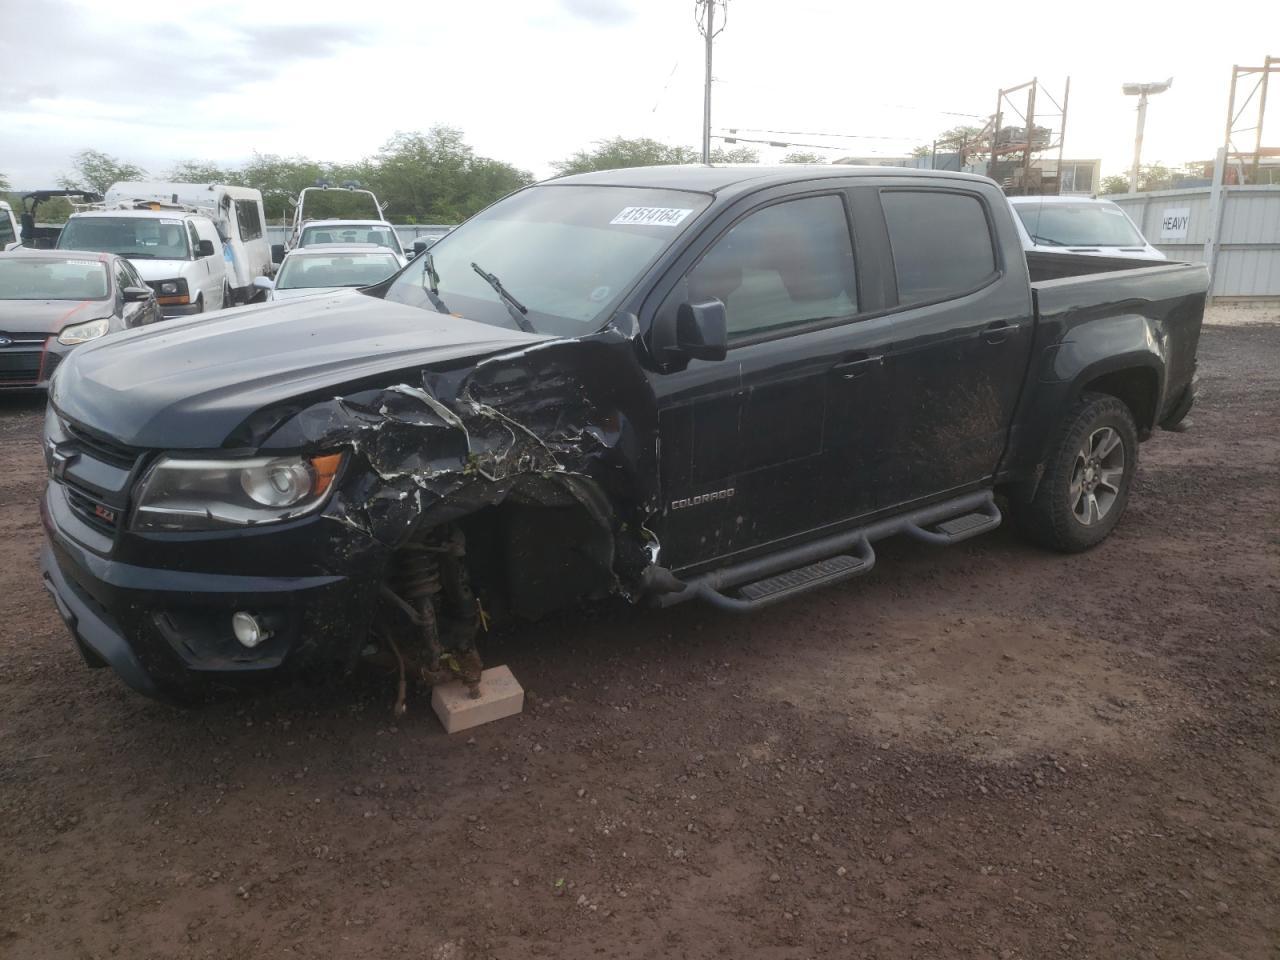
[270,286,361,301]
[0,298,114,335]
[52,290,550,449]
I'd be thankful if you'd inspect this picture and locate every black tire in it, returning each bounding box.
[1012,392,1138,553]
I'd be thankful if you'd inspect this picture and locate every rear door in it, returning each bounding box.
[869,181,1035,507]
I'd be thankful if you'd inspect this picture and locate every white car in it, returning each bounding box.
[290,220,407,265]
[1008,195,1165,260]
[253,244,403,302]
[57,208,230,315]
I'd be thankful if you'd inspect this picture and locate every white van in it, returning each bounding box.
[57,207,229,316]
[0,202,19,251]
[105,182,274,304]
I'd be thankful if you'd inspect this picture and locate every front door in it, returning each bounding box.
[650,191,885,573]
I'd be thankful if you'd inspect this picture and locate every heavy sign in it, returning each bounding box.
[1160,207,1191,241]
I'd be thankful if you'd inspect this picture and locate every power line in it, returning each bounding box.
[724,127,924,143]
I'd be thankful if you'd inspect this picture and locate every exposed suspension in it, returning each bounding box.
[376,525,483,716]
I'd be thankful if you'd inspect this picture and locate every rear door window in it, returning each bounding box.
[685,194,858,341]
[881,190,997,305]
[235,200,263,241]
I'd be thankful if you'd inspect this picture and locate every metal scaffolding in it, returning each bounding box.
[971,78,1071,195]
[1223,56,1278,185]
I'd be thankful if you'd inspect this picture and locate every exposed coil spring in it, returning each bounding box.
[392,542,441,604]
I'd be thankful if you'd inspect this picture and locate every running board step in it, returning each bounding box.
[905,501,1002,545]
[737,553,872,604]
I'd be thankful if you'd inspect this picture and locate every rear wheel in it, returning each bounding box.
[1012,393,1138,553]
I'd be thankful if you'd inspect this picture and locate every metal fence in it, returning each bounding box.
[1106,184,1280,299]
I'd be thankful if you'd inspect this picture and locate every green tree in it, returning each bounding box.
[58,149,147,193]
[551,137,758,176]
[1100,174,1129,195]
[552,137,700,176]
[166,160,236,184]
[781,151,826,164]
[711,145,759,164]
[0,172,9,192]
[912,125,985,159]
[366,127,532,223]
[237,153,330,221]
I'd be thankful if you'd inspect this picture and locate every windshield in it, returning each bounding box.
[0,258,109,300]
[58,216,191,260]
[383,184,712,336]
[300,224,402,253]
[1015,203,1145,247]
[298,189,381,221]
[276,252,400,290]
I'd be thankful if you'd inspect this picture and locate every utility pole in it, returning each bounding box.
[697,1,726,164]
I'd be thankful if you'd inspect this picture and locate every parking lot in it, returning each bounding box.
[0,305,1276,959]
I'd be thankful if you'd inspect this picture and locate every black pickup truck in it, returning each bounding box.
[39,166,1207,704]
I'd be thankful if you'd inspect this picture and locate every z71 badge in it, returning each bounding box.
[670,488,735,511]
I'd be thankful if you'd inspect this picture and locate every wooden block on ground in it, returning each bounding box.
[431,665,524,734]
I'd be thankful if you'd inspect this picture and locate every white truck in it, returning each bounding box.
[57,205,230,316]
[275,183,405,264]
[0,202,19,251]
[104,182,274,304]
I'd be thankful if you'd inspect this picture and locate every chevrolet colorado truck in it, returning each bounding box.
[39,166,1207,706]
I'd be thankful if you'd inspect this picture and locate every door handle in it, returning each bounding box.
[982,320,1018,344]
[831,354,883,380]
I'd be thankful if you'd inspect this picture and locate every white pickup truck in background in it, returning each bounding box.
[273,183,406,265]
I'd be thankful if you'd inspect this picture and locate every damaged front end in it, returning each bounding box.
[239,324,662,710]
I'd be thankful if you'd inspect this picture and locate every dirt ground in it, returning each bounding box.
[1,304,1277,960]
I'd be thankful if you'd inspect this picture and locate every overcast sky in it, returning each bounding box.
[1,0,1275,189]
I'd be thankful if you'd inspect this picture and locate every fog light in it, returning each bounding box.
[232,611,270,648]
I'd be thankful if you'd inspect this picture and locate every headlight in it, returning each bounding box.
[131,453,344,532]
[154,278,190,305]
[58,318,110,345]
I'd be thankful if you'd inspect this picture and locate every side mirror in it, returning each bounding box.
[197,239,216,258]
[253,276,275,291]
[673,300,728,362]
[271,243,285,263]
[412,238,431,257]
[122,286,152,302]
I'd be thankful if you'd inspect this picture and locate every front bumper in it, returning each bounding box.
[0,337,70,391]
[159,301,203,318]
[40,481,386,699]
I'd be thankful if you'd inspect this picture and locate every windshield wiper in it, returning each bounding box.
[1029,234,1067,246]
[470,262,535,334]
[421,252,451,314]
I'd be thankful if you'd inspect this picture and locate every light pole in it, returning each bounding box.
[1122,77,1172,193]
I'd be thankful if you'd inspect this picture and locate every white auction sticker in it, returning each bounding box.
[610,206,694,227]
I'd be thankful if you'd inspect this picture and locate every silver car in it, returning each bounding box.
[1008,195,1165,260]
